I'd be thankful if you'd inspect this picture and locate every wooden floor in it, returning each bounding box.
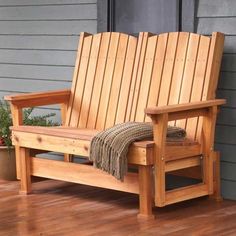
[0,179,236,236]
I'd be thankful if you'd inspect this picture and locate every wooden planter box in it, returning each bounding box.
[0,147,16,180]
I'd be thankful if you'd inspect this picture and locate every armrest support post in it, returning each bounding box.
[10,104,23,179]
[202,105,218,194]
[10,104,23,126]
[60,102,69,126]
[152,113,168,207]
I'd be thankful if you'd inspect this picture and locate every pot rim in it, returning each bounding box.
[0,146,14,150]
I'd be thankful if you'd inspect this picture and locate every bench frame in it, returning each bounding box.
[5,31,225,218]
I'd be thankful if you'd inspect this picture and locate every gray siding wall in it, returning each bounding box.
[0,0,97,119]
[196,0,236,199]
[114,0,179,33]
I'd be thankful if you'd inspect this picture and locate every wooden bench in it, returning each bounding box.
[5,31,225,218]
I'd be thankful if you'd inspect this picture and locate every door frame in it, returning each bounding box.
[97,0,196,33]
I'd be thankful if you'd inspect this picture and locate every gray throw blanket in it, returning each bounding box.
[89,122,186,181]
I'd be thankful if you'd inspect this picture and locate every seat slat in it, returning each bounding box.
[12,125,197,146]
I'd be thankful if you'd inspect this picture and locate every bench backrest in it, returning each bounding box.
[66,32,138,130]
[65,31,224,141]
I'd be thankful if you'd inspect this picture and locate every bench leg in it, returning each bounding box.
[15,146,21,179]
[210,151,222,201]
[19,147,31,195]
[138,165,155,219]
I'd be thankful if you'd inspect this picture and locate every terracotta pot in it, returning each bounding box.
[0,146,16,180]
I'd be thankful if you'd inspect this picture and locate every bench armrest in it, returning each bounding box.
[145,99,226,121]
[145,99,226,115]
[4,89,71,108]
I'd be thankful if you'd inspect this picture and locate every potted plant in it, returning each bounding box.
[0,100,58,180]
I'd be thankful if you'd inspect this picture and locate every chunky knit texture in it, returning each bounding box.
[89,122,186,180]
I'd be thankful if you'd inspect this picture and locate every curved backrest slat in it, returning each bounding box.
[128,32,151,122]
[114,35,137,124]
[135,34,158,122]
[185,35,211,139]
[68,34,93,127]
[145,33,168,121]
[86,33,111,129]
[175,33,201,133]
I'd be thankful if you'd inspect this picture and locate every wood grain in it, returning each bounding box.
[0,179,235,235]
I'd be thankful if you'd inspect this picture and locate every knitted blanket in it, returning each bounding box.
[89,122,186,181]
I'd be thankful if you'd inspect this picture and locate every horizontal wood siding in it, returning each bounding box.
[196,0,236,199]
[0,0,97,5]
[221,180,236,200]
[0,0,97,122]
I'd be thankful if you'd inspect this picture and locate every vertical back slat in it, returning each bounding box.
[65,32,90,126]
[204,32,225,100]
[69,35,93,127]
[135,35,158,122]
[157,32,179,107]
[145,33,168,122]
[78,34,102,128]
[185,36,211,139]
[96,33,120,130]
[115,36,137,124]
[168,32,189,106]
[87,33,111,129]
[196,32,225,141]
[105,34,129,128]
[125,32,145,122]
[129,32,150,121]
[176,33,200,130]
[167,32,189,126]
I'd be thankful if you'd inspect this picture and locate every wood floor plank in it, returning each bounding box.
[0,179,235,235]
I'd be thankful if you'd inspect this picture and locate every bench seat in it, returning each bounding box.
[12,126,202,169]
